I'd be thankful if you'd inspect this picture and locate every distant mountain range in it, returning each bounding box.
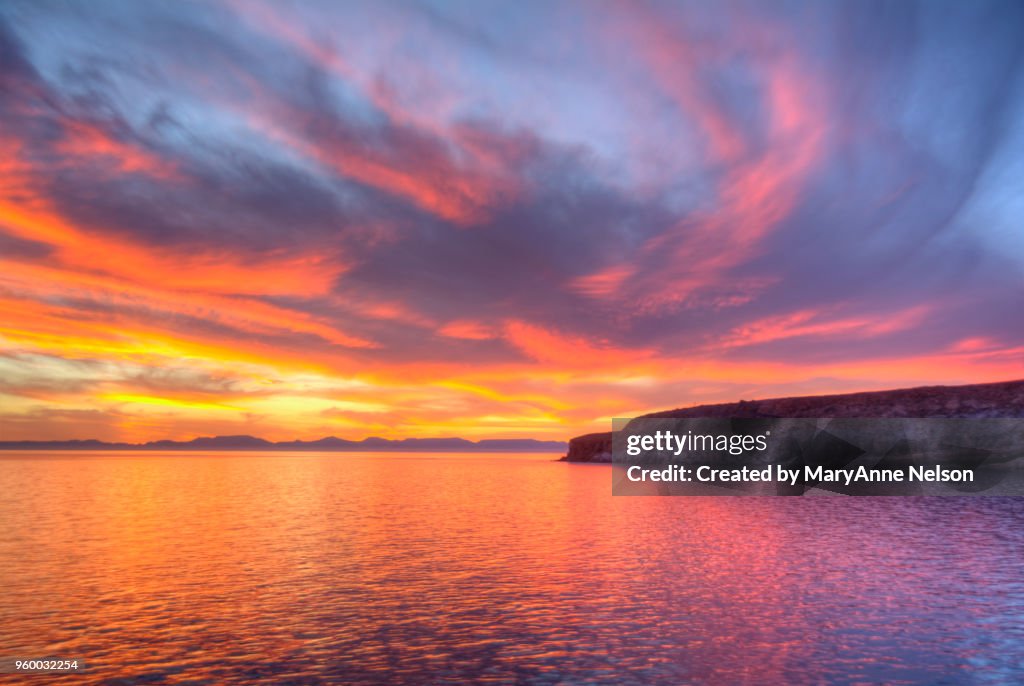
[0,435,567,452]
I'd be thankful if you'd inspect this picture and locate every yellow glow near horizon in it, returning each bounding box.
[101,394,242,413]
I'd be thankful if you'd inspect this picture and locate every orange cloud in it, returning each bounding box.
[0,177,345,300]
[216,2,522,226]
[503,320,653,371]
[575,16,828,308]
[55,121,180,180]
[717,305,932,350]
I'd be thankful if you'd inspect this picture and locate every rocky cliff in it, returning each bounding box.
[562,379,1024,462]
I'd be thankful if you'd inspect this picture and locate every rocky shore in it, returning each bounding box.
[562,379,1024,462]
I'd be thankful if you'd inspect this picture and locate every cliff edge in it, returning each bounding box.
[562,379,1024,462]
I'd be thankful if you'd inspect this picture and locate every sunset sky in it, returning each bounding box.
[1,0,1022,443]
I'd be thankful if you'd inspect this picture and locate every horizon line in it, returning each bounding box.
[0,434,569,452]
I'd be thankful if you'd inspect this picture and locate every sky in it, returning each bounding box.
[1,0,1022,443]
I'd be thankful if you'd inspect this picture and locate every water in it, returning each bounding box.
[1,451,1022,684]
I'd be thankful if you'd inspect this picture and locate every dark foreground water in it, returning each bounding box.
[1,451,1022,684]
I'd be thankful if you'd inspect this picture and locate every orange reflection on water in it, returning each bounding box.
[1,452,1022,684]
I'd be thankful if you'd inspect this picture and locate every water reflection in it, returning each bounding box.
[1,452,1022,684]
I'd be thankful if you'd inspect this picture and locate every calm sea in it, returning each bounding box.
[1,451,1022,684]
